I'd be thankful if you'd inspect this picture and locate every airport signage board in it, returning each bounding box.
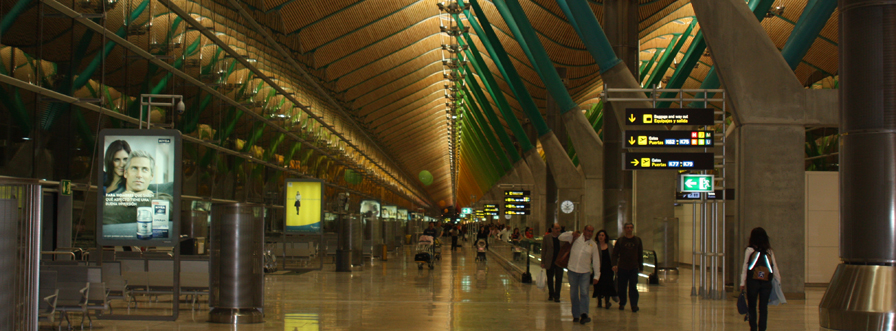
[97,129,182,246]
[462,207,473,214]
[285,179,324,233]
[624,153,715,170]
[679,174,715,193]
[624,130,715,148]
[625,108,715,126]
[503,189,531,215]
[483,204,498,216]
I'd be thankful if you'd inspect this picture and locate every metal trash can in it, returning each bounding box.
[653,217,679,283]
[209,203,264,324]
[335,212,357,272]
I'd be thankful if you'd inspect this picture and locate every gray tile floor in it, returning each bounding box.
[58,245,826,330]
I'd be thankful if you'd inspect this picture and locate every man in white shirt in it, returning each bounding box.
[558,225,601,324]
[499,226,511,242]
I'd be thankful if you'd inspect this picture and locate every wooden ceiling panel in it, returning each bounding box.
[323,19,441,77]
[336,41,443,91]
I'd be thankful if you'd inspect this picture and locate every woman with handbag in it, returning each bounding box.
[592,230,617,308]
[739,227,781,331]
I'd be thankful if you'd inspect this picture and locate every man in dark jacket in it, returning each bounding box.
[540,223,563,302]
[612,222,644,312]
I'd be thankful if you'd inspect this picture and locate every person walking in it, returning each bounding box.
[612,222,643,312]
[592,229,617,309]
[450,225,460,251]
[559,225,601,324]
[740,227,781,331]
[539,223,563,303]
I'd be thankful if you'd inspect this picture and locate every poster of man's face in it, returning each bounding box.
[361,200,381,218]
[97,130,180,246]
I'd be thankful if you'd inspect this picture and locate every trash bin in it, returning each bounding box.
[209,203,264,324]
[653,217,679,283]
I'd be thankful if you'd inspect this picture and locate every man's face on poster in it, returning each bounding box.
[125,157,153,192]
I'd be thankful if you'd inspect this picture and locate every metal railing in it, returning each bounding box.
[0,178,42,330]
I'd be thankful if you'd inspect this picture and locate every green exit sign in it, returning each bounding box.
[680,174,714,193]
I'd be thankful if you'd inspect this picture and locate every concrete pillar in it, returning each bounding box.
[690,0,836,297]
[735,125,805,295]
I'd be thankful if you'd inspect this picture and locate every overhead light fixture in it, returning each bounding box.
[766,6,785,18]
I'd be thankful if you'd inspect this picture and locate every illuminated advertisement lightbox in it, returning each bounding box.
[382,206,397,219]
[361,200,381,218]
[285,179,324,233]
[97,129,182,246]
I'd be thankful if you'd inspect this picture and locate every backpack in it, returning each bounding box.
[748,249,773,281]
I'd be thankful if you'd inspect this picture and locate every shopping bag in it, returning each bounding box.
[737,291,749,315]
[769,278,787,306]
[536,270,546,289]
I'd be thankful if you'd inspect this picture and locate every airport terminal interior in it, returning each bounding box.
[0,0,891,329]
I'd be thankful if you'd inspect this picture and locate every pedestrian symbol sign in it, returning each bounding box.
[61,180,72,196]
[679,174,714,193]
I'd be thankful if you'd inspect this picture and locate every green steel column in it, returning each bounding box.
[465,0,551,137]
[556,0,623,73]
[461,123,499,183]
[466,115,504,180]
[452,11,537,150]
[454,43,524,161]
[643,32,686,89]
[461,87,513,171]
[493,0,578,114]
[640,49,663,82]
[657,29,706,108]
[780,0,837,70]
[461,95,511,173]
[459,62,521,160]
[0,0,33,34]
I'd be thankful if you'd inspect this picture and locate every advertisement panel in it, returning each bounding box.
[360,200,381,218]
[382,205,397,219]
[285,179,324,233]
[97,129,182,246]
[397,209,408,221]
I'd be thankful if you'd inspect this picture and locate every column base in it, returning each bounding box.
[208,308,263,324]
[819,264,896,330]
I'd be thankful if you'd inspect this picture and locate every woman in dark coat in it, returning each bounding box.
[593,229,617,308]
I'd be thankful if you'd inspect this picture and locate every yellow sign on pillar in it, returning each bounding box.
[61,180,72,196]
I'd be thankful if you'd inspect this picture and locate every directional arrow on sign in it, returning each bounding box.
[628,136,636,145]
[628,114,636,122]
[685,178,696,188]
[631,159,639,166]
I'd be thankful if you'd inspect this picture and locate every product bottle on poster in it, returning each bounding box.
[151,199,170,238]
[136,207,153,240]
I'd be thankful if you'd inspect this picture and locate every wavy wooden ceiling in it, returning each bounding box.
[234,0,839,207]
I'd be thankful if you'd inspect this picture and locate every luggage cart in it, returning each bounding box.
[414,236,435,270]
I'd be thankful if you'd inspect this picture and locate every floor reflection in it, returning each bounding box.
[67,245,824,330]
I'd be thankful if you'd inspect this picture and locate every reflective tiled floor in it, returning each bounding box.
[64,245,826,330]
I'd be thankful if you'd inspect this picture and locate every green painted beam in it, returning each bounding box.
[640,48,663,82]
[465,0,551,137]
[462,100,509,174]
[493,0,578,114]
[644,23,691,89]
[461,87,513,171]
[453,12,533,154]
[460,61,521,162]
[657,29,706,108]
[556,0,622,73]
[781,0,837,70]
